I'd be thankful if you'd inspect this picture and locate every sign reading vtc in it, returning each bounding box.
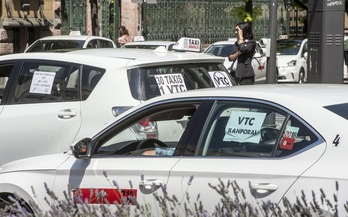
[307,0,345,83]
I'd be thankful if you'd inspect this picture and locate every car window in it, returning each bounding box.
[123,44,164,49]
[26,40,85,52]
[324,103,348,120]
[81,65,105,100]
[96,106,197,156]
[277,40,302,55]
[0,64,13,103]
[198,101,318,158]
[13,62,105,103]
[99,39,114,48]
[128,63,233,101]
[205,44,235,57]
[167,44,174,51]
[86,40,98,48]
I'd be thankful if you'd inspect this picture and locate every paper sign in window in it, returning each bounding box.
[208,71,232,87]
[223,111,266,143]
[280,126,299,150]
[29,71,56,94]
[154,74,187,95]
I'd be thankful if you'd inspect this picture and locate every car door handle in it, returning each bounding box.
[139,179,163,194]
[58,109,77,119]
[250,183,278,194]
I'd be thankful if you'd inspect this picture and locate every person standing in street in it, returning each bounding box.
[117,25,130,47]
[228,22,256,85]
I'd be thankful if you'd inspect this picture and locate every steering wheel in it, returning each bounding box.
[136,138,168,150]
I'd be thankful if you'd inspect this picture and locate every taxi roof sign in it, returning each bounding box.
[69,31,82,36]
[133,35,145,42]
[172,37,201,52]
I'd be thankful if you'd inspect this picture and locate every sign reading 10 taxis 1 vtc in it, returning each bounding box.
[154,71,232,95]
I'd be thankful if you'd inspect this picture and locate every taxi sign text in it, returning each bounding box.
[154,74,187,95]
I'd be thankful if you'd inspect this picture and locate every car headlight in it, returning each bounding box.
[283,60,296,67]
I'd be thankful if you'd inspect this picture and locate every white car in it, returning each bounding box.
[24,33,116,52]
[203,39,268,83]
[0,40,234,165]
[0,84,347,216]
[277,39,308,83]
[122,40,176,51]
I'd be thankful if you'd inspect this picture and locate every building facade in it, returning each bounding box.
[0,0,315,55]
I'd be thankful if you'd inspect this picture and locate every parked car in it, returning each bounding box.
[277,39,308,83]
[0,84,347,216]
[0,39,234,165]
[203,39,268,83]
[24,31,116,53]
[122,36,176,51]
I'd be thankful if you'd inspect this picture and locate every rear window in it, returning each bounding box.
[128,63,234,101]
[204,44,235,57]
[26,40,85,52]
[324,103,348,120]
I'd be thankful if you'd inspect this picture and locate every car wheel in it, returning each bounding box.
[298,68,305,84]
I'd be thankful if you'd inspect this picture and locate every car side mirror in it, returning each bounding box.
[303,52,308,60]
[260,48,266,56]
[71,138,92,159]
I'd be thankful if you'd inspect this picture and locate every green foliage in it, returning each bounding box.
[227,5,263,23]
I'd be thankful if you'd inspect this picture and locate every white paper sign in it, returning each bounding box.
[223,111,267,143]
[154,74,187,95]
[208,71,232,87]
[29,71,56,94]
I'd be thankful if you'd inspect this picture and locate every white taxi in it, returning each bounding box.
[24,31,116,52]
[0,38,234,165]
[0,84,347,216]
[277,39,308,83]
[122,36,176,51]
[203,39,268,83]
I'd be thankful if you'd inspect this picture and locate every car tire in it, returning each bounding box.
[298,68,305,84]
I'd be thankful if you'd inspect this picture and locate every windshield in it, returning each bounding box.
[204,44,235,57]
[128,62,234,100]
[26,40,85,52]
[277,40,302,55]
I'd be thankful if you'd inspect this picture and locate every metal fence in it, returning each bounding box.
[145,0,306,45]
[61,0,306,43]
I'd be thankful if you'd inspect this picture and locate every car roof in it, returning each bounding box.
[277,38,307,43]
[1,49,225,68]
[123,41,176,46]
[209,40,236,45]
[139,83,348,108]
[36,35,113,41]
[68,48,225,64]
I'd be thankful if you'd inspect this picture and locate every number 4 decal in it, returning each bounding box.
[333,134,340,147]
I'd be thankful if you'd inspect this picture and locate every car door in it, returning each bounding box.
[0,60,82,165]
[166,99,326,215]
[53,99,212,214]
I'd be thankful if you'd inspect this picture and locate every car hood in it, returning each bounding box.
[0,153,72,173]
[277,55,297,67]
